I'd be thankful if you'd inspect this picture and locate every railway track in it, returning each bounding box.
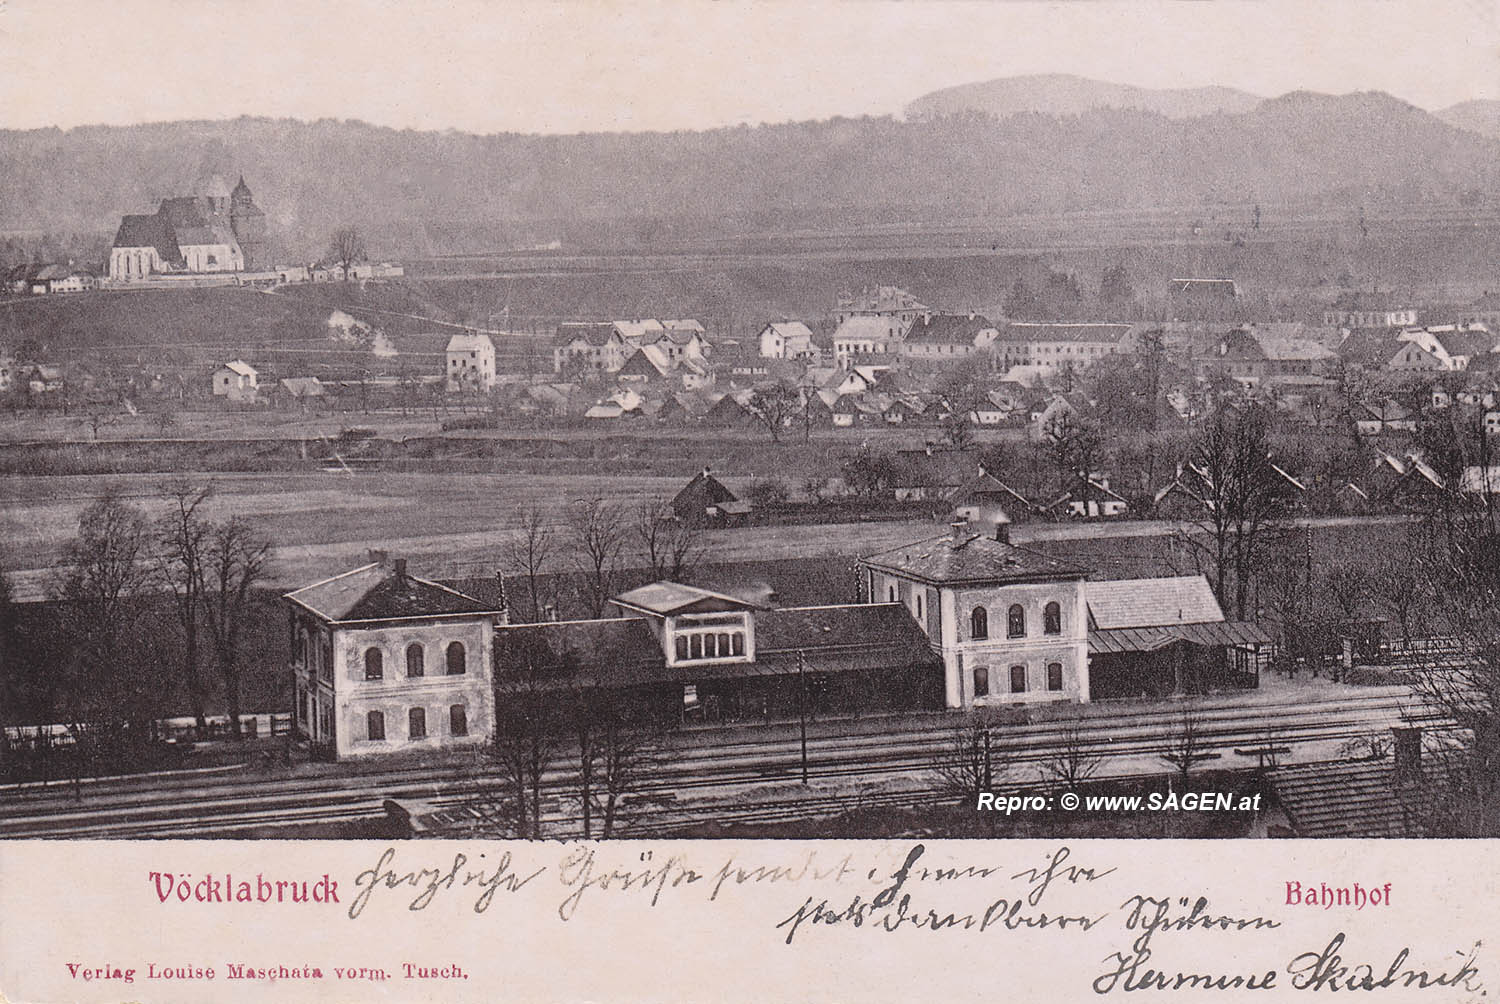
[0,687,1445,839]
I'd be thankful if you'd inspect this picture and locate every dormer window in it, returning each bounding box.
[670,611,749,664]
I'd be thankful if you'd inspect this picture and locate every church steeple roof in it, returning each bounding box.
[232,175,252,199]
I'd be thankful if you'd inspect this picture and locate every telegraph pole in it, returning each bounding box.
[798,649,809,784]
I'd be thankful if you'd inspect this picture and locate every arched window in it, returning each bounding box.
[1044,602,1062,635]
[970,607,988,640]
[1047,663,1064,692]
[675,636,689,661]
[446,641,466,675]
[731,633,745,656]
[972,666,989,698]
[364,647,383,680]
[888,585,896,602]
[406,643,424,677]
[1010,665,1027,693]
[366,710,385,741]
[1007,604,1026,638]
[408,707,426,739]
[450,704,468,737]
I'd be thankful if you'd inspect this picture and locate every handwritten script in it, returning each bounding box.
[343,842,1483,996]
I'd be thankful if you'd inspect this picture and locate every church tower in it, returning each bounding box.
[230,176,268,270]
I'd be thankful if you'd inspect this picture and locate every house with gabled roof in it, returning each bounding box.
[446,332,496,391]
[283,554,505,759]
[1396,325,1496,371]
[672,467,751,526]
[1043,473,1130,519]
[832,316,906,366]
[757,321,819,361]
[615,344,671,383]
[553,323,634,374]
[212,360,259,403]
[899,313,1000,363]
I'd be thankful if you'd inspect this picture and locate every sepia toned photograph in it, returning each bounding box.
[1,0,1498,858]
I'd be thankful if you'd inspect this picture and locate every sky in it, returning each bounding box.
[1,0,1497,134]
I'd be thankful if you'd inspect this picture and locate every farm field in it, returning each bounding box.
[0,466,1417,601]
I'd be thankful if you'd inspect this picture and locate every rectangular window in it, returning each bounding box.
[367,710,385,741]
[1047,663,1064,692]
[1010,665,1027,694]
[973,667,989,698]
[450,704,467,737]
[409,707,426,740]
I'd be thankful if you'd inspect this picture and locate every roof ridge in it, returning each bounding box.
[283,562,380,596]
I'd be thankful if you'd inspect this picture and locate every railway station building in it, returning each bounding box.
[493,583,945,726]
[284,529,1272,759]
[857,521,1273,709]
[284,553,504,759]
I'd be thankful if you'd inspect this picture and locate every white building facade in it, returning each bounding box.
[284,557,503,760]
[859,524,1091,710]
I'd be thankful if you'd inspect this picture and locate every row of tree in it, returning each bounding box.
[1,482,271,780]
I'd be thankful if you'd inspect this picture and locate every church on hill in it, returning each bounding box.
[108,173,268,281]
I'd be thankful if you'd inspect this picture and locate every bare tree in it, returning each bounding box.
[745,382,800,443]
[1175,405,1290,618]
[1037,409,1104,497]
[156,479,215,734]
[506,507,556,623]
[930,712,1006,801]
[1038,716,1103,789]
[1404,508,1500,835]
[571,498,626,619]
[1371,544,1427,647]
[201,517,272,739]
[1159,709,1214,782]
[53,491,164,773]
[487,632,567,839]
[328,227,365,281]
[634,498,702,583]
[569,682,670,838]
[1320,558,1368,625]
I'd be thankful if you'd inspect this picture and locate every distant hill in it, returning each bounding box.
[1,90,1495,261]
[1437,100,1500,139]
[904,73,1263,121]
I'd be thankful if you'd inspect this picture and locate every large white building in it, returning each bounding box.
[446,332,497,391]
[859,523,1092,709]
[993,323,1138,375]
[284,556,504,760]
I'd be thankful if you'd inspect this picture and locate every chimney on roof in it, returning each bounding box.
[994,515,1011,545]
[949,519,968,542]
[393,558,407,580]
[1392,726,1423,786]
[702,466,712,478]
